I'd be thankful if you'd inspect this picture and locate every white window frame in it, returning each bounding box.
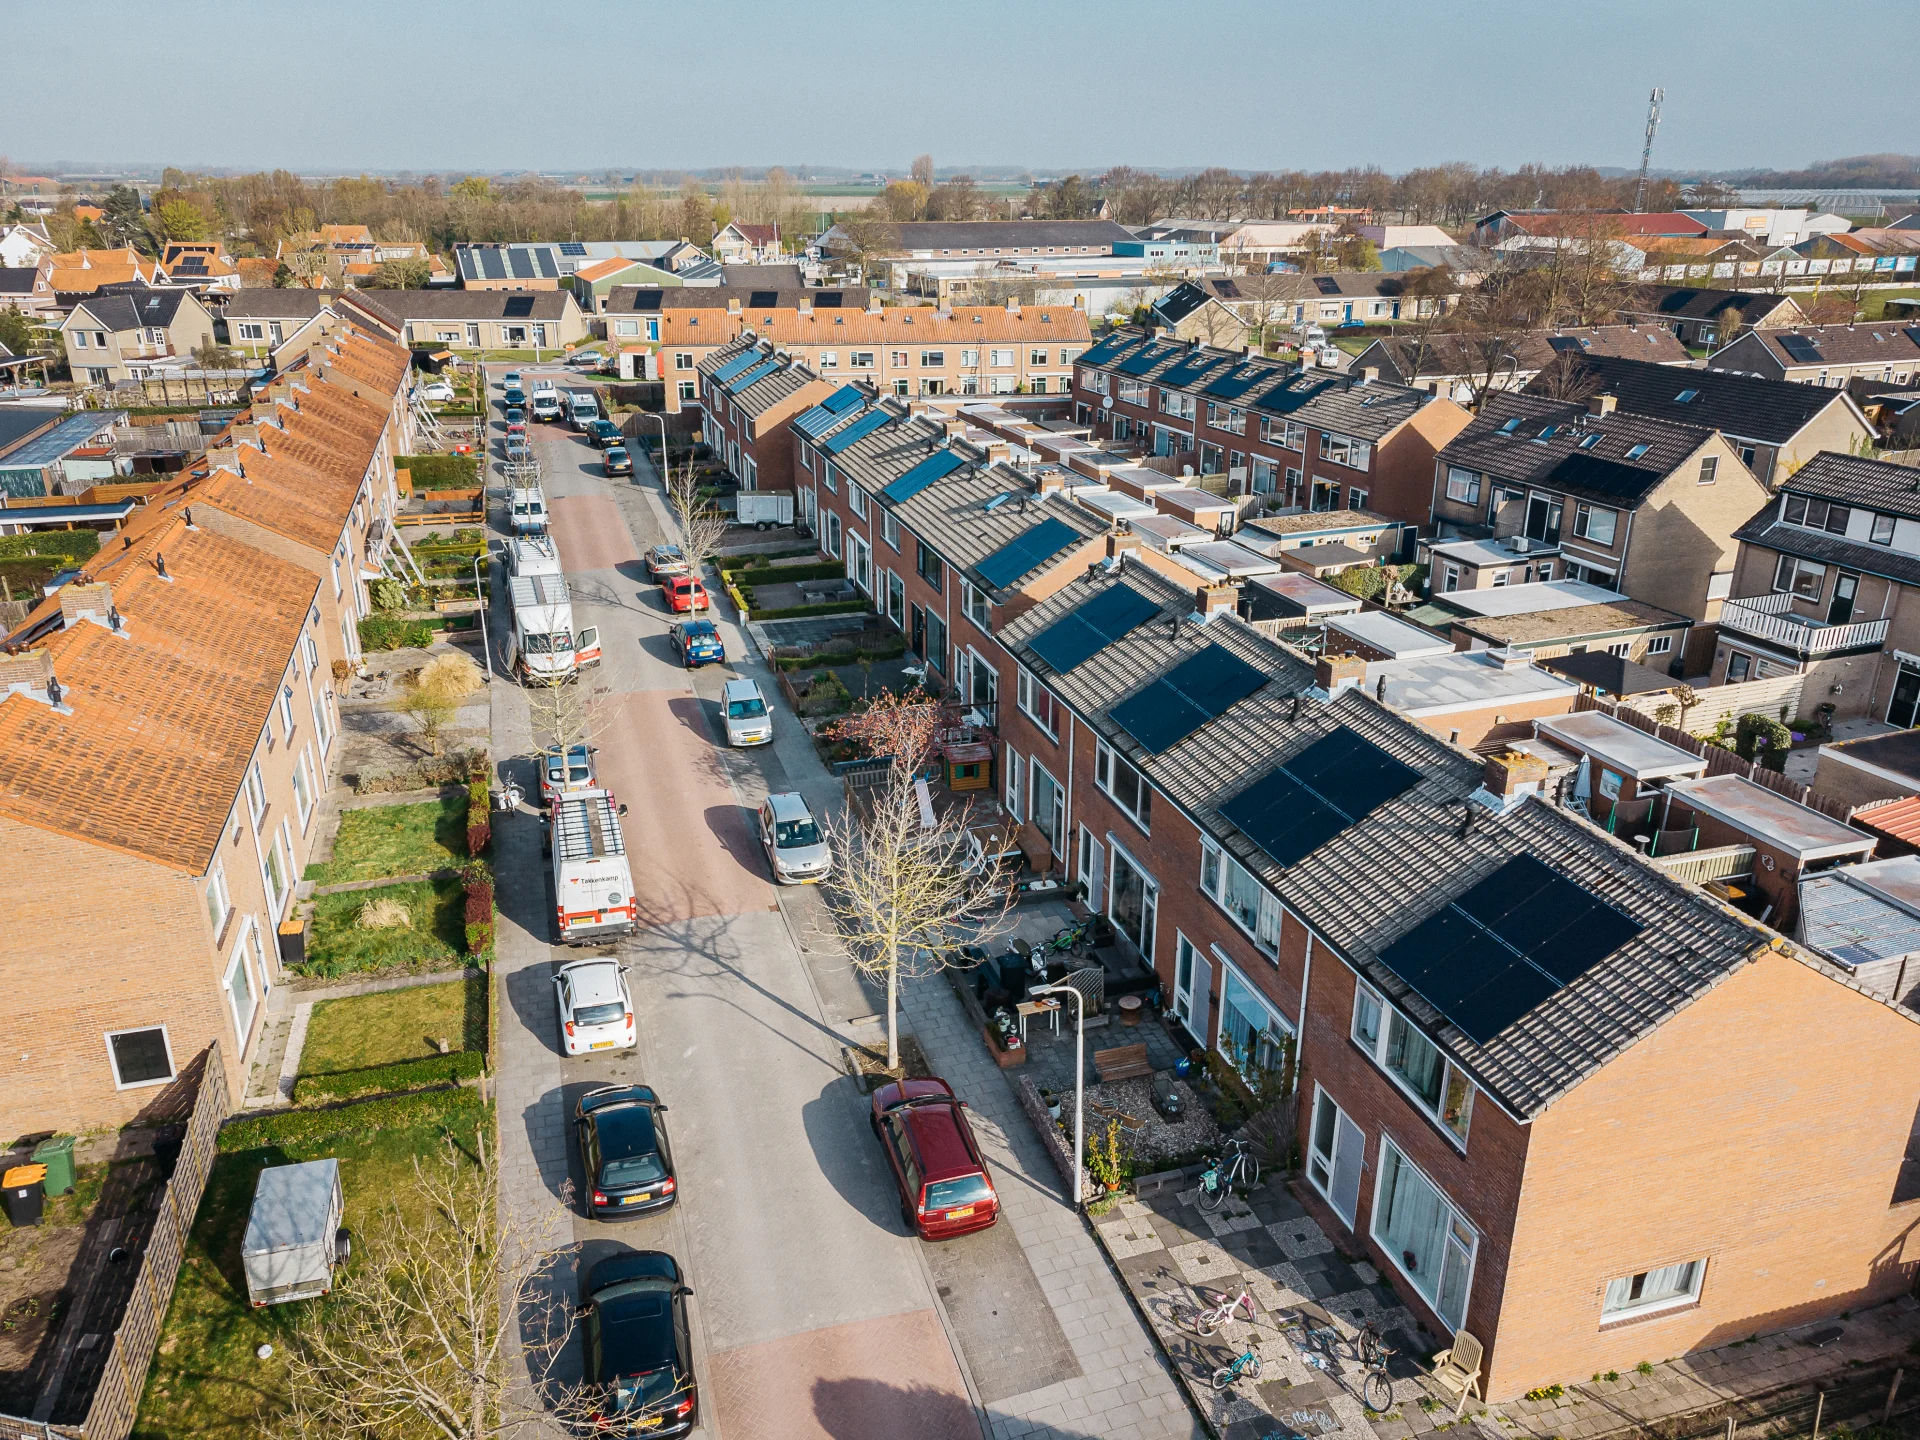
[224,922,260,1049]
[990,348,1015,367]
[1573,502,1618,546]
[1444,467,1481,505]
[962,579,989,627]
[881,510,900,551]
[1645,634,1673,656]
[1306,1085,1363,1228]
[849,484,868,521]
[799,441,814,472]
[1199,838,1281,958]
[243,760,267,828]
[262,819,291,918]
[104,1024,177,1091]
[292,745,317,829]
[1094,740,1151,831]
[1602,1260,1706,1323]
[1351,979,1475,1147]
[1016,665,1059,739]
[1215,955,1293,1078]
[205,859,231,938]
[1005,747,1025,821]
[278,682,296,742]
[1371,1136,1477,1333]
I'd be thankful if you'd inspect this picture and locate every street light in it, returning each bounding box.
[644,411,668,488]
[1029,981,1086,1206]
[471,545,493,685]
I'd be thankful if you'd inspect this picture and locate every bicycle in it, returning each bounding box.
[1356,1321,1396,1412]
[1186,1283,1257,1337]
[1211,1345,1263,1391]
[1196,1137,1261,1211]
[1277,1309,1338,1370]
[1044,917,1093,956]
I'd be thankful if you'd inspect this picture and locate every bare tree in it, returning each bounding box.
[276,1129,600,1440]
[528,674,613,762]
[821,765,1014,1071]
[665,457,729,581]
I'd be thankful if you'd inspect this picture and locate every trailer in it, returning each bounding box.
[550,788,637,945]
[734,490,794,530]
[242,1159,348,1308]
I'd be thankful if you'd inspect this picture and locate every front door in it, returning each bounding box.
[1891,662,1920,728]
[1078,826,1104,913]
[1031,761,1064,857]
[911,605,926,659]
[1174,936,1211,1049]
[1828,572,1860,626]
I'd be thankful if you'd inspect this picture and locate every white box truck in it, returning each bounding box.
[569,391,600,430]
[550,788,637,945]
[506,573,600,684]
[243,1159,348,1308]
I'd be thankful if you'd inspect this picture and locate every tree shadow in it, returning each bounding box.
[808,1375,1081,1440]
[519,1085,577,1204]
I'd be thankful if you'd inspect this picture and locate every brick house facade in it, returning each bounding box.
[694,338,838,496]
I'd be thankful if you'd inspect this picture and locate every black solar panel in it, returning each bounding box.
[1079,333,1135,367]
[630,291,662,311]
[1549,452,1664,503]
[1254,376,1336,414]
[976,516,1081,589]
[1905,326,1920,350]
[1116,344,1170,377]
[1111,644,1267,754]
[508,248,535,279]
[815,292,844,307]
[1314,276,1341,295]
[1203,363,1269,400]
[1220,728,1421,870]
[1376,853,1645,1044]
[503,296,536,317]
[479,249,506,280]
[748,290,779,309]
[1160,351,1225,389]
[1779,334,1825,364]
[559,242,588,257]
[1028,584,1160,673]
[534,248,559,279]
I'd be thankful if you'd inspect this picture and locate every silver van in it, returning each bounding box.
[722,678,773,747]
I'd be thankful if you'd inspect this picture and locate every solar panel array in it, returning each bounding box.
[814,292,845,307]
[629,290,663,311]
[727,358,782,392]
[712,351,762,384]
[1203,363,1270,400]
[1220,728,1421,871]
[976,516,1082,589]
[1159,351,1225,389]
[821,409,890,454]
[478,249,507,280]
[1079,333,1136,367]
[793,386,865,440]
[1255,376,1336,414]
[1314,276,1341,295]
[1028,585,1160,673]
[1116,345,1171,377]
[1780,334,1826,364]
[1376,853,1645,1044]
[509,249,535,279]
[1110,644,1268,754]
[748,290,779,309]
[881,448,963,503]
[559,242,588,257]
[503,296,535,317]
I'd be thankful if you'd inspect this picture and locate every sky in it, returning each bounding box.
[5,0,1913,178]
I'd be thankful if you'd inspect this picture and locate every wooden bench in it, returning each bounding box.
[1094,1043,1152,1083]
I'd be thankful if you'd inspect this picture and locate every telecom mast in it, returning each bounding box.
[1634,87,1664,212]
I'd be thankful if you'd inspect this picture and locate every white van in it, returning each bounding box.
[507,533,563,579]
[569,392,600,430]
[550,789,636,945]
[509,486,548,534]
[721,678,773,747]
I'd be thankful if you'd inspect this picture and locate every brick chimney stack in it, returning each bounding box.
[1589,393,1618,417]
[1315,653,1367,696]
[1194,584,1236,620]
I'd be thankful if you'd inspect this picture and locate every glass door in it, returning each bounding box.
[1108,847,1157,964]
[1173,935,1211,1048]
[1828,573,1859,626]
[1031,761,1064,857]
[1307,1088,1365,1229]
[1891,663,1920,728]
[1078,827,1103,914]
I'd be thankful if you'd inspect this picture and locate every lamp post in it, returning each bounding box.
[471,545,493,684]
[645,411,668,488]
[1030,981,1086,1205]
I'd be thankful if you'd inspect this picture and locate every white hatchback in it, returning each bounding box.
[722,678,773,747]
[554,959,636,1056]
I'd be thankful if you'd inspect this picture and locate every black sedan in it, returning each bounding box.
[576,1085,677,1217]
[579,1250,698,1435]
[604,445,633,477]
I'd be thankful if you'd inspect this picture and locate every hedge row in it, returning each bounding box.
[0,530,100,562]
[750,598,870,622]
[466,763,491,859]
[465,867,495,959]
[291,1050,484,1105]
[397,454,480,488]
[359,615,435,651]
[219,1084,482,1152]
[721,560,847,586]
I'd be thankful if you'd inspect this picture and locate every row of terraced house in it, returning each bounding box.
[1,316,415,1136]
[691,324,1920,1400]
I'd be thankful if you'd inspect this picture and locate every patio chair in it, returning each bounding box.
[1430,1330,1484,1416]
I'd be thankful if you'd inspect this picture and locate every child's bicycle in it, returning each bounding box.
[1184,1283,1256,1337]
[1211,1344,1263,1391]
[1356,1321,1396,1412]
[1196,1137,1259,1212]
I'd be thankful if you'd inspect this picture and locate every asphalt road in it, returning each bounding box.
[486,368,980,1440]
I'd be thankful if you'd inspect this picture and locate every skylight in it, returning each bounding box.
[1625,443,1651,460]
[1674,389,1699,403]
[1536,425,1558,441]
[1498,417,1522,435]
[1579,432,1602,449]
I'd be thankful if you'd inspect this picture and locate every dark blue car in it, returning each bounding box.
[577,1085,677,1217]
[670,619,724,669]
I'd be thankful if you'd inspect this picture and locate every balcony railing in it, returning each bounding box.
[1656,843,1756,886]
[1719,592,1888,659]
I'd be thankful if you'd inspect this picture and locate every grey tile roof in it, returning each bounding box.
[68,286,195,333]
[1732,513,1920,589]
[220,289,337,320]
[1630,287,1801,324]
[721,264,805,289]
[1779,450,1920,522]
[1528,352,1848,444]
[1743,323,1920,370]
[0,267,38,296]
[695,337,819,416]
[865,219,1136,252]
[606,285,871,314]
[1356,326,1689,383]
[997,561,1774,1117]
[343,289,574,323]
[1442,391,1713,503]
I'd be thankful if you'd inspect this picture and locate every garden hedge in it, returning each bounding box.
[721,560,847,587]
[749,598,870,622]
[358,615,435,650]
[352,747,486,795]
[466,771,491,858]
[292,1050,485,1105]
[397,454,480,488]
[464,864,495,959]
[219,1084,482,1152]
[0,531,100,562]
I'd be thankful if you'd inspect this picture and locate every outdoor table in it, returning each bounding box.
[1017,997,1061,1043]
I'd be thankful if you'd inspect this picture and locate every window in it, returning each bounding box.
[1774,554,1827,600]
[1118,378,1148,405]
[1263,418,1307,450]
[1352,981,1474,1145]
[292,749,315,827]
[237,322,265,341]
[278,683,296,741]
[1698,456,1718,485]
[1160,391,1196,420]
[224,934,258,1046]
[1201,840,1281,957]
[848,531,872,594]
[1782,495,1853,536]
[882,510,900,550]
[1872,513,1896,546]
[963,579,989,626]
[1005,747,1024,821]
[961,349,979,367]
[1107,843,1158,962]
[1740,445,1756,468]
[205,860,231,937]
[849,484,868,521]
[1441,563,1460,593]
[1645,634,1673,656]
[1372,1139,1476,1332]
[674,352,693,369]
[264,824,289,913]
[990,348,1014,367]
[818,351,838,369]
[1319,432,1370,469]
[72,330,87,348]
[1218,963,1292,1078]
[799,441,814,473]
[1625,443,1651,460]
[920,350,945,367]
[1348,488,1368,511]
[1308,1089,1364,1227]
[678,380,696,402]
[1094,741,1151,830]
[1444,467,1481,505]
[106,1027,176,1089]
[614,319,638,337]
[244,761,267,827]
[826,510,841,558]
[1031,348,1049,366]
[820,458,837,493]
[1573,502,1617,546]
[895,379,911,396]
[1030,377,1048,394]
[1603,1261,1704,1321]
[915,539,943,592]
[851,351,874,369]
[923,610,948,673]
[890,351,909,368]
[1017,666,1059,738]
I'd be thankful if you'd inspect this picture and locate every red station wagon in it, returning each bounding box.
[869,1077,999,1240]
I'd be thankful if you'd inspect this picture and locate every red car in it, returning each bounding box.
[869,1077,999,1240]
[663,576,709,613]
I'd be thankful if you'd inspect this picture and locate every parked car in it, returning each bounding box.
[604,445,633,477]
[505,439,533,467]
[576,1086,678,1216]
[663,576,708,613]
[505,406,525,427]
[578,1250,698,1435]
[506,420,527,440]
[870,1077,999,1239]
[417,379,454,402]
[587,418,623,449]
[568,349,606,370]
[539,742,596,806]
[503,371,522,389]
[503,386,527,409]
[670,619,724,669]
[721,678,772,746]
[646,544,688,580]
[554,958,635,1056]
[758,791,830,884]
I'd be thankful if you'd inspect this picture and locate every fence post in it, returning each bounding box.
[1725,1415,1736,1440]
[1812,1390,1824,1440]
[1885,1368,1904,1423]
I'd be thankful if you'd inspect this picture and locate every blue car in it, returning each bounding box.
[670,620,724,669]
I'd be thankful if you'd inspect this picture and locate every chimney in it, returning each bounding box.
[867,295,883,314]
[1588,393,1617,417]
[727,296,742,316]
[1035,469,1067,497]
[1005,295,1021,317]
[907,400,933,419]
[0,648,65,709]
[231,422,264,448]
[1314,653,1367,698]
[1193,583,1236,621]
[58,582,119,631]
[798,296,813,316]
[1106,530,1141,560]
[205,444,243,475]
[943,419,969,440]
[1489,645,1533,671]
[1358,366,1379,385]
[982,441,1011,464]
[1474,750,1550,814]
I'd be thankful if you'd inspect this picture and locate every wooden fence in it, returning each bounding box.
[1608,671,1808,734]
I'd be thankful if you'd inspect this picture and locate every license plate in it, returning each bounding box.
[621,1193,650,1205]
[946,1206,975,1220]
[636,1418,663,1431]
[590,1041,614,1050]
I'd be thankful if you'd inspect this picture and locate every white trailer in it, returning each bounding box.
[242,1159,348,1308]
[550,788,637,945]
[734,491,794,529]
[506,573,600,684]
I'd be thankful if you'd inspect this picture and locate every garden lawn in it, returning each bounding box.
[131,1115,489,1440]
[299,976,485,1076]
[302,876,467,979]
[304,794,468,886]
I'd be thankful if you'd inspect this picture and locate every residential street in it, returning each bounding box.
[482,368,1198,1440]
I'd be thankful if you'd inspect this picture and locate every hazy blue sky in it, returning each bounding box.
[6,0,1910,176]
